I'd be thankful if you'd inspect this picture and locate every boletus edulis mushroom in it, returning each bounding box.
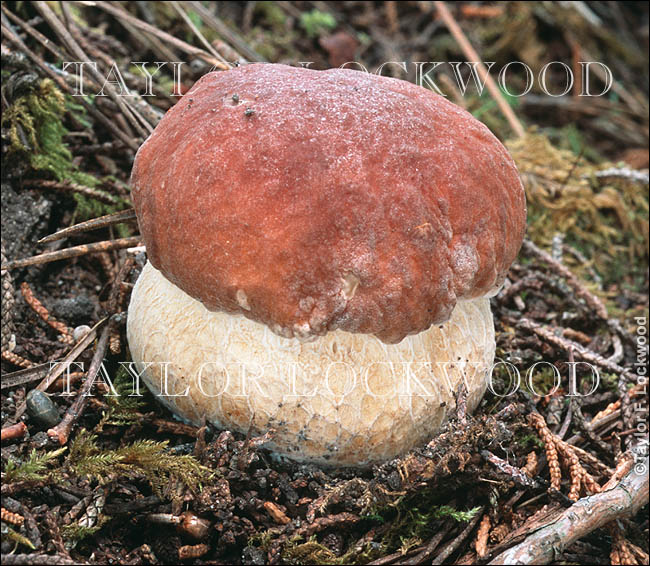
[127,63,526,467]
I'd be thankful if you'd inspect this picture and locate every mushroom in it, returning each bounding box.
[127,63,526,467]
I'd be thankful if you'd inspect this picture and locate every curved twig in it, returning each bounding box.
[489,462,649,564]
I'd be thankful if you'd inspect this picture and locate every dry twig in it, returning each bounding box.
[516,317,635,381]
[27,179,120,205]
[432,1,525,138]
[432,507,485,565]
[521,240,609,319]
[74,1,229,70]
[474,514,491,559]
[39,210,137,245]
[2,237,141,271]
[14,318,106,419]
[1,422,28,443]
[47,319,114,445]
[0,554,85,565]
[33,2,152,138]
[489,462,648,564]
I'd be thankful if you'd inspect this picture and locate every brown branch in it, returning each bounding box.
[1,422,28,443]
[516,317,635,382]
[39,210,137,245]
[75,1,229,70]
[489,463,649,564]
[33,1,152,138]
[432,508,485,565]
[186,0,265,62]
[1,4,66,61]
[0,554,85,565]
[27,179,120,205]
[481,450,542,488]
[47,319,114,445]
[13,318,106,419]
[170,1,226,63]
[396,521,453,565]
[0,364,50,390]
[432,1,525,138]
[1,236,141,270]
[571,397,612,454]
[521,239,609,320]
[58,4,163,127]
[45,249,136,444]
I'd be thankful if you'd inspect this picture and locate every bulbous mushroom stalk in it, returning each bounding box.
[127,63,526,467]
[128,262,495,466]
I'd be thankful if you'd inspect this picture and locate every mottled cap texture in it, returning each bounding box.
[131,63,526,343]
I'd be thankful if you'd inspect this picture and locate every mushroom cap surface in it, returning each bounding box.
[131,63,526,343]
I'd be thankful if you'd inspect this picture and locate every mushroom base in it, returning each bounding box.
[127,262,496,467]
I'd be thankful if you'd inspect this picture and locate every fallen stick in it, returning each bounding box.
[521,239,609,320]
[515,317,636,382]
[489,461,649,565]
[1,422,28,443]
[1,237,141,270]
[38,209,137,244]
[433,508,485,565]
[0,554,85,565]
[433,1,525,138]
[47,319,114,445]
[13,318,107,419]
[74,0,229,70]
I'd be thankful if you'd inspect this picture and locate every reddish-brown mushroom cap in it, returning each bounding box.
[131,63,526,343]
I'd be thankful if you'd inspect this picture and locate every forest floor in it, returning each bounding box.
[1,2,648,565]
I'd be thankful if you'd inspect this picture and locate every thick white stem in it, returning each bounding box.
[127,261,496,467]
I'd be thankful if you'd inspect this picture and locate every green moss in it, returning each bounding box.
[95,366,150,432]
[600,372,619,391]
[377,501,478,557]
[67,430,214,497]
[4,446,67,483]
[250,481,479,565]
[522,365,560,397]
[516,432,545,450]
[255,1,287,30]
[61,521,104,544]
[280,534,381,565]
[508,133,649,288]
[2,78,129,221]
[5,78,71,178]
[2,527,35,551]
[300,9,336,38]
[281,536,340,565]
